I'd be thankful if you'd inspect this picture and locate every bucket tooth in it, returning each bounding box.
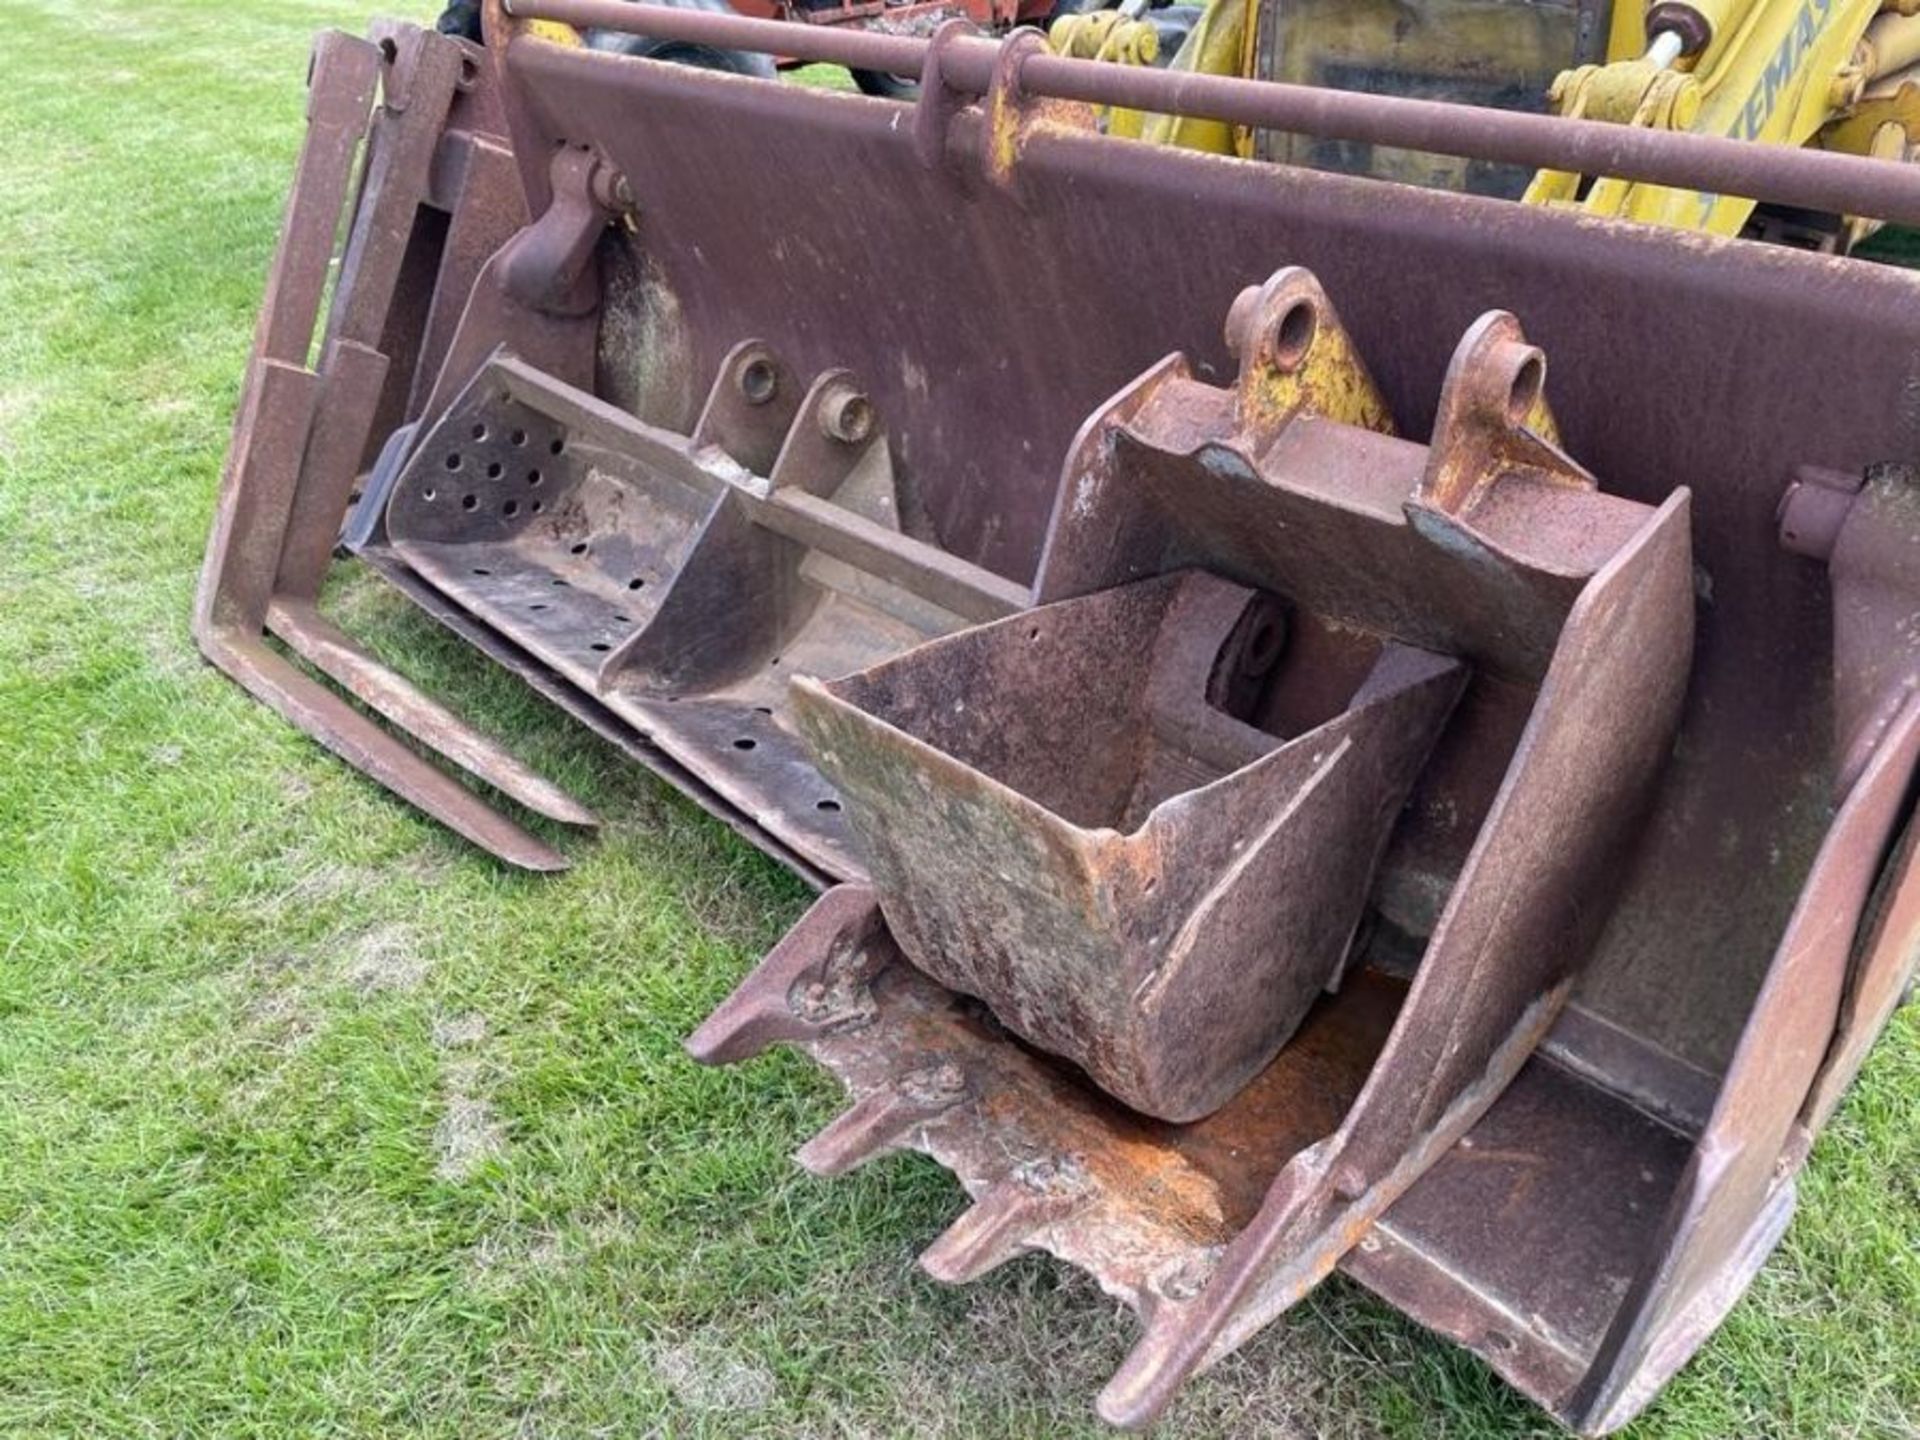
[207,15,1920,1425]
[795,1062,971,1177]
[700,270,1699,1428]
[918,1160,1091,1284]
[685,884,888,1065]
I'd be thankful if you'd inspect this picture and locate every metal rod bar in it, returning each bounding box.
[756,489,1030,624]
[504,0,1920,226]
[267,598,600,828]
[509,0,927,72]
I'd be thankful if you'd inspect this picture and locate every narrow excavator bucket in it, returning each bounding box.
[199,5,1920,1432]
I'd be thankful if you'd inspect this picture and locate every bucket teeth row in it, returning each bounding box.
[695,272,1696,1429]
[198,25,1920,1431]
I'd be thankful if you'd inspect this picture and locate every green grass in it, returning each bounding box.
[0,2,1916,1436]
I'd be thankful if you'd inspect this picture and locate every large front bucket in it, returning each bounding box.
[199,7,1920,1432]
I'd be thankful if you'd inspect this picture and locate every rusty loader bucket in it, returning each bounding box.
[198,4,1920,1431]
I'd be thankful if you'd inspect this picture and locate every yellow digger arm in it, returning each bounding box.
[1525,0,1903,238]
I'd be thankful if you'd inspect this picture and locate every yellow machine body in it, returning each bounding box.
[1084,0,1920,240]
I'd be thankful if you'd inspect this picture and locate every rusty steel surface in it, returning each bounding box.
[508,0,1920,226]
[197,14,1920,1437]
[798,571,1467,1121]
[732,277,1697,1426]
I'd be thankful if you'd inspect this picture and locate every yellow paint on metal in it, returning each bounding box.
[1137,0,1254,154]
[484,0,581,44]
[1235,285,1397,435]
[526,19,584,44]
[1532,0,1890,235]
[1121,0,1916,241]
[1048,11,1162,139]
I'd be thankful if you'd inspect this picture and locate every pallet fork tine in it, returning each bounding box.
[193,27,591,870]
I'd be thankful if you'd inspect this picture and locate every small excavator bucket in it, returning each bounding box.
[199,5,1920,1432]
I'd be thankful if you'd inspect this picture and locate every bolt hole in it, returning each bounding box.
[739,357,777,405]
[549,437,566,455]
[816,798,841,813]
[627,577,646,590]
[570,542,589,555]
[826,392,874,444]
[502,500,519,517]
[530,500,543,514]
[1486,1331,1517,1353]
[1027,626,1041,641]
[487,462,504,479]
[470,422,488,441]
[422,487,437,501]
[445,453,463,471]
[1272,299,1317,371]
[510,428,528,446]
[461,495,478,510]
[457,55,479,88]
[733,737,757,751]
[1507,354,1545,426]
[528,469,543,486]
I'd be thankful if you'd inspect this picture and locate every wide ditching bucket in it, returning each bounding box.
[199,5,1920,1431]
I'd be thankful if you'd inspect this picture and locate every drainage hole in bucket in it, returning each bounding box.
[530,603,549,612]
[733,738,757,751]
[461,495,478,511]
[528,469,543,486]
[470,423,488,441]
[444,453,462,471]
[472,567,491,576]
[816,798,841,813]
[511,429,528,446]
[549,437,566,455]
[422,487,436,501]
[590,642,611,652]
[570,542,588,555]
[487,462,503,479]
[627,577,645,590]
[502,500,519,517]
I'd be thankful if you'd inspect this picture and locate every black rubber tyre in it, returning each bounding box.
[584,0,778,78]
[851,67,918,100]
[435,0,482,41]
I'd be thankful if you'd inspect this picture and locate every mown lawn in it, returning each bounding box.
[0,2,1915,1436]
